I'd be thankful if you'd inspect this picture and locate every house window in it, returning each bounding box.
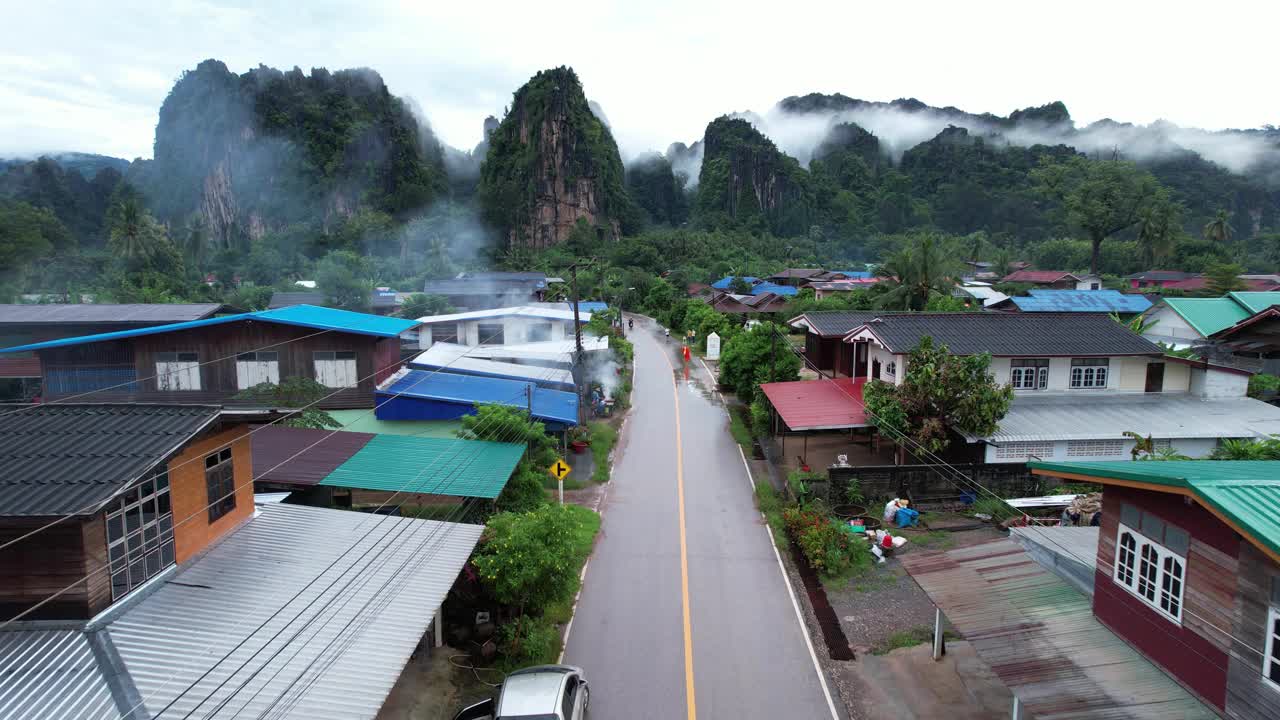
[527,322,553,343]
[478,323,505,346]
[884,361,897,378]
[1090,282,1101,290]
[993,440,1055,460]
[155,352,200,391]
[235,351,279,389]
[1070,358,1109,388]
[1066,439,1125,457]
[1265,579,1280,688]
[105,469,174,600]
[1010,359,1049,390]
[313,351,357,388]
[1113,515,1187,623]
[432,323,459,345]
[205,448,236,523]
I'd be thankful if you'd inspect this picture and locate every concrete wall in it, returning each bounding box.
[994,356,1134,392]
[868,346,905,385]
[983,437,1218,463]
[1190,365,1250,399]
[1118,356,1150,391]
[1142,305,1202,347]
[1075,276,1102,290]
[421,316,574,348]
[1165,361,1192,392]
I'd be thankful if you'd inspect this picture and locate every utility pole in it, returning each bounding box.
[567,260,591,426]
[525,384,533,454]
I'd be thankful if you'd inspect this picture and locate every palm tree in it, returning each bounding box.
[1137,204,1178,266]
[1203,209,1235,245]
[108,197,157,261]
[182,215,208,271]
[875,233,962,311]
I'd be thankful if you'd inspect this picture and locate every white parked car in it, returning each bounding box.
[454,664,590,720]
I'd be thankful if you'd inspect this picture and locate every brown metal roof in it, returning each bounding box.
[0,303,225,324]
[250,426,376,486]
[900,538,1217,719]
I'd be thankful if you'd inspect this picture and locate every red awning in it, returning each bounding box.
[759,378,868,431]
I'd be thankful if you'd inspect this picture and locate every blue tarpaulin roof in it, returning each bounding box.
[0,305,421,353]
[1010,289,1152,314]
[711,276,761,290]
[377,370,578,426]
[751,282,799,297]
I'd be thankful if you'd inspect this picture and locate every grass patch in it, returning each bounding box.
[905,529,955,550]
[728,404,754,452]
[754,482,787,538]
[588,421,619,483]
[972,496,1021,523]
[870,625,958,655]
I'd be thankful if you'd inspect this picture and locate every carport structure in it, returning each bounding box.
[758,377,873,467]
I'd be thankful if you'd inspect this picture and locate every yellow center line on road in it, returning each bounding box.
[662,344,697,720]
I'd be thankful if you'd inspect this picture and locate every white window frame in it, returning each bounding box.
[105,469,175,601]
[155,352,201,391]
[1113,523,1185,624]
[235,351,279,389]
[1265,605,1280,691]
[313,351,357,388]
[1070,358,1110,389]
[1010,359,1049,390]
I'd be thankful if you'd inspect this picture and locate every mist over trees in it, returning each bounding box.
[1,61,1279,309]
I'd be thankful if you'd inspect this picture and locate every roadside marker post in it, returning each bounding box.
[549,457,571,505]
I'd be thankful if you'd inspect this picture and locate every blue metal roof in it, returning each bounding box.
[377,370,578,426]
[567,301,608,314]
[0,305,420,353]
[751,282,799,297]
[711,276,761,290]
[1010,290,1151,314]
[831,270,873,279]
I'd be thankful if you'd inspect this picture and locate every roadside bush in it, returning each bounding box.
[473,504,600,615]
[750,396,771,436]
[588,421,619,483]
[497,616,560,671]
[782,506,866,577]
[1249,373,1280,399]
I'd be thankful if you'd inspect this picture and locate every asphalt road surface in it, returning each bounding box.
[563,317,838,720]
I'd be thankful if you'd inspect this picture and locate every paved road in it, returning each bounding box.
[564,317,837,720]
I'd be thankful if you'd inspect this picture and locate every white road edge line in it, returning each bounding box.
[738,444,841,720]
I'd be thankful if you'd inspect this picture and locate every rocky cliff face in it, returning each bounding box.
[479,67,635,248]
[134,59,445,249]
[694,116,810,235]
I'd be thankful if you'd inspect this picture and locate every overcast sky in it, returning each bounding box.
[2,0,1276,161]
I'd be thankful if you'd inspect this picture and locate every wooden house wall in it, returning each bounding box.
[1225,543,1280,719]
[805,333,834,373]
[1094,485,1237,710]
[0,516,106,620]
[38,321,398,408]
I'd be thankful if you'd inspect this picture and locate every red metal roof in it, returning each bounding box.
[759,378,868,431]
[251,426,376,486]
[0,357,40,378]
[1001,270,1078,283]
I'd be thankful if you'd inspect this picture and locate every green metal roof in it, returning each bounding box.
[1029,460,1280,559]
[1161,297,1252,336]
[319,434,524,499]
[1226,291,1280,314]
[326,411,463,438]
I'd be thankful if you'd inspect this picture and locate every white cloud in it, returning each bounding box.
[0,0,1275,162]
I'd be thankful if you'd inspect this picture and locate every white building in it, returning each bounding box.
[416,306,592,350]
[843,312,1280,463]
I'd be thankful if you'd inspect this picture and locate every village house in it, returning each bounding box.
[766,268,825,287]
[1128,270,1201,289]
[708,290,788,315]
[802,278,881,300]
[952,281,1010,308]
[0,403,488,719]
[1143,291,1280,351]
[0,303,228,399]
[710,276,800,297]
[422,271,550,310]
[1000,269,1083,289]
[1023,459,1280,719]
[414,305,592,350]
[0,305,418,408]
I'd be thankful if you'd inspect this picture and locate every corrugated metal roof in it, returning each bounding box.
[854,313,1162,356]
[103,503,483,720]
[320,434,523,498]
[410,345,575,388]
[267,291,325,309]
[749,282,798,297]
[0,304,225,325]
[251,427,376,486]
[0,404,221,516]
[901,538,1217,719]
[788,311,886,337]
[455,338,609,364]
[1011,290,1152,313]
[711,276,761,290]
[1226,291,1280,314]
[1002,270,1078,283]
[1028,460,1280,560]
[0,305,419,354]
[1161,297,1254,336]
[769,268,824,279]
[416,305,590,324]
[986,393,1280,443]
[759,378,868,431]
[377,370,578,426]
[324,411,462,438]
[0,629,119,720]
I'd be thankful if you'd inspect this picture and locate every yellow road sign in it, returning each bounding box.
[548,458,571,481]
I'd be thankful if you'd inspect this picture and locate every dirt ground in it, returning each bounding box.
[842,641,1015,719]
[376,645,496,720]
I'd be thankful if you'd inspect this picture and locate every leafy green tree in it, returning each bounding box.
[471,503,599,616]
[1033,156,1174,275]
[458,403,558,512]
[718,322,801,401]
[233,377,340,429]
[862,337,1014,455]
[399,292,454,319]
[1136,203,1181,267]
[107,195,169,263]
[874,232,963,311]
[1202,209,1236,245]
[643,278,677,316]
[0,200,70,295]
[1204,262,1248,295]
[728,276,754,294]
[316,250,372,311]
